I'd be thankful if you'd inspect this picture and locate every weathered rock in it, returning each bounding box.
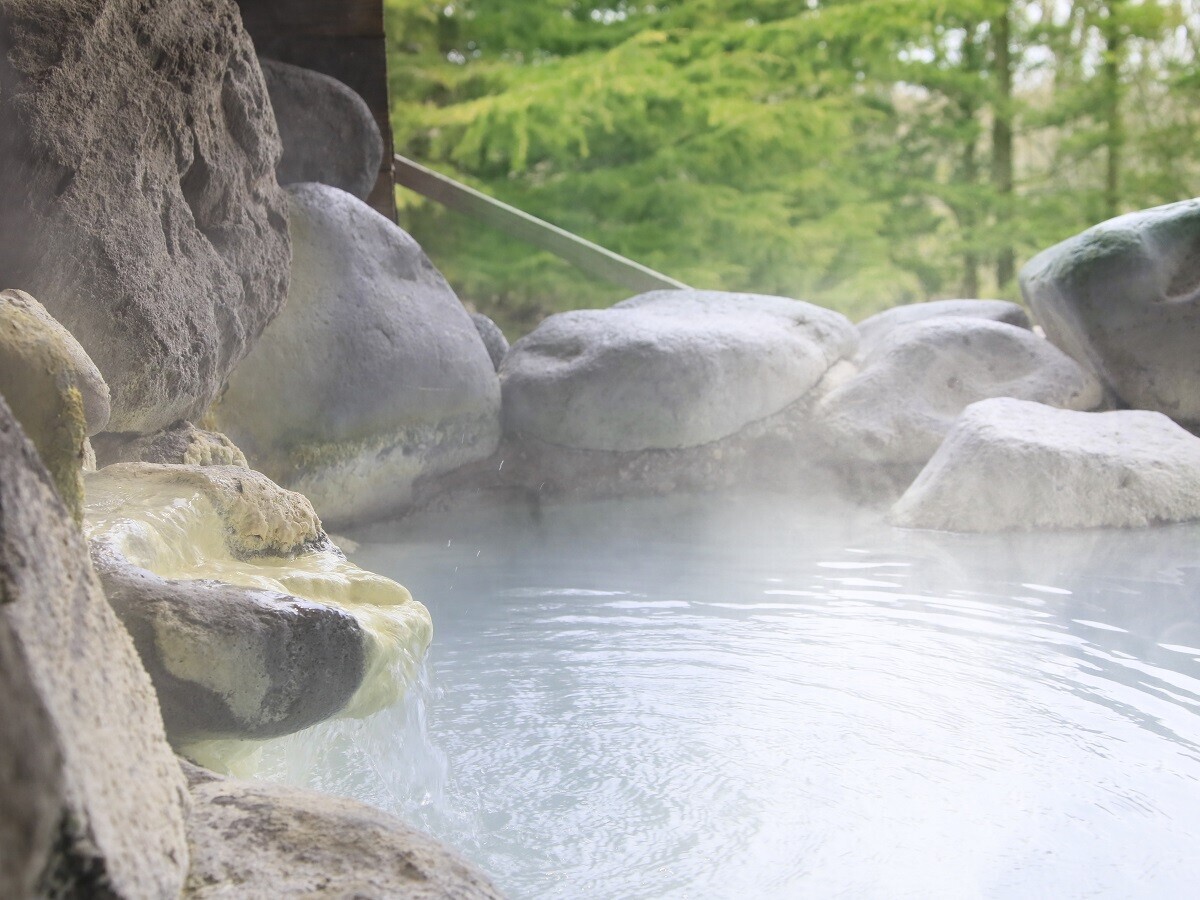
[472,311,509,372]
[890,398,1200,532]
[85,463,433,743]
[0,397,189,898]
[93,420,249,469]
[501,290,857,452]
[0,0,291,433]
[1020,198,1200,426]
[815,317,1103,481]
[856,298,1031,361]
[260,57,384,201]
[216,183,501,527]
[1,289,111,434]
[0,288,97,520]
[184,775,504,899]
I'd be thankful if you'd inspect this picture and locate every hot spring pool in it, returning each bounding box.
[254,490,1200,898]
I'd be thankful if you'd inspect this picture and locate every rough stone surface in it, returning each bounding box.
[260,57,384,201]
[472,311,510,372]
[501,290,857,452]
[216,183,501,527]
[0,287,93,519]
[0,396,189,898]
[1,289,110,434]
[184,776,504,899]
[91,544,367,743]
[856,298,1031,361]
[890,398,1200,532]
[93,420,249,469]
[1020,198,1200,426]
[0,0,291,433]
[815,317,1103,476]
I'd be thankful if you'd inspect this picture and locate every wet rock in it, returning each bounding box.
[260,58,384,201]
[216,184,501,528]
[0,397,189,898]
[0,0,290,433]
[856,299,1031,361]
[472,311,510,371]
[183,776,503,899]
[501,290,857,451]
[93,420,249,468]
[815,317,1103,487]
[85,463,433,742]
[0,288,99,520]
[889,398,1200,532]
[1020,198,1200,427]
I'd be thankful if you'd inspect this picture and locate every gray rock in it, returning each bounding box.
[0,0,290,433]
[856,299,1031,361]
[184,776,503,899]
[1020,198,1200,426]
[92,545,367,743]
[472,311,510,371]
[501,290,857,451]
[815,317,1103,475]
[890,398,1200,532]
[0,397,189,898]
[260,57,384,201]
[93,420,249,468]
[216,184,501,528]
[1,289,110,434]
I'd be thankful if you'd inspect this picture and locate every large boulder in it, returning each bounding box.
[501,290,857,451]
[889,398,1200,532]
[216,183,501,527]
[0,397,189,897]
[815,317,1103,478]
[183,770,503,899]
[85,463,433,743]
[0,0,291,433]
[1020,198,1200,427]
[855,298,1031,361]
[260,58,384,201]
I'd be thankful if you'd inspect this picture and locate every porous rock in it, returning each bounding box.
[184,775,504,899]
[815,317,1103,480]
[501,290,858,451]
[472,311,509,372]
[260,57,384,201]
[890,398,1200,532]
[1020,198,1200,426]
[0,396,189,898]
[856,298,1031,361]
[216,183,501,527]
[93,420,249,468]
[0,0,291,433]
[91,544,368,743]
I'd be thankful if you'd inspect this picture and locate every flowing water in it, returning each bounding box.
[256,489,1200,899]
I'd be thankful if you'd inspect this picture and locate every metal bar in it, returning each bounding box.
[393,154,688,293]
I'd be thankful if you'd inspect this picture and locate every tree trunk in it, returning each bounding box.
[991,4,1015,287]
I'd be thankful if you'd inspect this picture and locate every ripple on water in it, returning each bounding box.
[258,492,1200,900]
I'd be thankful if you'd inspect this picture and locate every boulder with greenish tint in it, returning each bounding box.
[217,183,501,527]
[183,774,503,899]
[855,299,1031,361]
[0,396,189,898]
[85,463,433,745]
[890,398,1200,532]
[0,0,290,433]
[472,311,510,371]
[93,420,249,469]
[1020,198,1200,426]
[260,58,384,201]
[501,290,857,451]
[814,317,1103,487]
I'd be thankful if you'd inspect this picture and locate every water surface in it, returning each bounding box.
[260,491,1200,899]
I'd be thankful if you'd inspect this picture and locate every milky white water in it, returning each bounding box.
[256,490,1200,899]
